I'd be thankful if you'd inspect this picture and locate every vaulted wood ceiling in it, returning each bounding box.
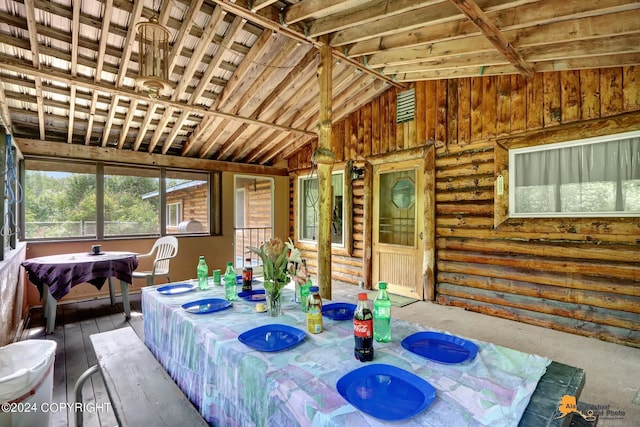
[1,0,638,165]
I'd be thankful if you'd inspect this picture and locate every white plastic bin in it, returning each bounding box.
[0,340,57,427]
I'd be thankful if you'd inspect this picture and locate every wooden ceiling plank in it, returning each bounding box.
[210,122,252,160]
[207,0,404,88]
[67,0,81,143]
[198,118,232,158]
[116,0,145,87]
[213,30,273,108]
[330,1,460,46]
[182,115,220,155]
[253,48,319,120]
[168,0,206,75]
[232,39,305,116]
[85,91,99,145]
[448,0,534,77]
[309,0,444,39]
[148,107,174,152]
[284,0,367,24]
[173,7,226,98]
[162,110,189,154]
[133,103,158,151]
[182,19,274,145]
[190,15,246,103]
[118,98,139,148]
[250,0,279,12]
[0,56,315,136]
[0,79,14,133]
[23,0,46,140]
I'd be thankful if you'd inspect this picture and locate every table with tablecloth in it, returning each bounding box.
[141,283,558,427]
[22,251,139,332]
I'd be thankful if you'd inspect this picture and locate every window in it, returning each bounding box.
[509,130,640,217]
[24,159,97,239]
[23,159,215,240]
[105,165,160,236]
[167,203,182,227]
[298,172,344,245]
[165,170,209,235]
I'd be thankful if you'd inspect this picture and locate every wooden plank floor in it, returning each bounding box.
[23,293,144,427]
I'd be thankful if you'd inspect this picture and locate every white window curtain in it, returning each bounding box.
[512,135,640,216]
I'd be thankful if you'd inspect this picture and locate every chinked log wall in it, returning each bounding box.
[288,67,640,347]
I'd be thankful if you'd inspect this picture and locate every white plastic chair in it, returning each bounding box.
[132,236,179,286]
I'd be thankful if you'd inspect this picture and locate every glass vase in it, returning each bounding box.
[265,285,282,317]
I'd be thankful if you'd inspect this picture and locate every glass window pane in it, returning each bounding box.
[104,165,160,236]
[299,172,344,245]
[379,170,416,246]
[24,159,97,239]
[511,131,640,217]
[166,170,209,234]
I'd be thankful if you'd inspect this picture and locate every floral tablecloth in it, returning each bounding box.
[142,283,550,427]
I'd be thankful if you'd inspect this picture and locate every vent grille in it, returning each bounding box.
[396,89,415,124]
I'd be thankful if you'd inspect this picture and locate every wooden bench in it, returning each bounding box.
[74,326,207,427]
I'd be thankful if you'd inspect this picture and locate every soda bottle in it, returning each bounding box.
[353,292,374,362]
[224,262,237,301]
[300,277,312,312]
[242,258,253,292]
[373,282,391,342]
[196,256,208,291]
[306,286,323,334]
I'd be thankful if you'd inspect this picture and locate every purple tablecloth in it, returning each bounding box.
[22,251,139,300]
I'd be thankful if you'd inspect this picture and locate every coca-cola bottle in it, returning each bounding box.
[353,292,374,362]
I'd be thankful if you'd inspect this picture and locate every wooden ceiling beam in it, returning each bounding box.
[68,0,81,143]
[250,0,279,12]
[284,0,368,25]
[448,0,534,77]
[0,50,315,141]
[102,0,144,147]
[190,15,246,103]
[88,0,113,146]
[308,0,443,39]
[167,0,206,75]
[23,0,45,140]
[0,79,13,133]
[347,0,640,57]
[15,137,289,175]
[207,0,404,89]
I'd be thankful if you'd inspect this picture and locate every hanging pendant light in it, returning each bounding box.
[136,13,170,99]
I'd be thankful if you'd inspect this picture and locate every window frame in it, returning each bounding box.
[508,130,640,218]
[494,116,640,227]
[297,168,347,248]
[21,157,220,241]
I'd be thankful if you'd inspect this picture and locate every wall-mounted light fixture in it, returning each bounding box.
[351,166,365,181]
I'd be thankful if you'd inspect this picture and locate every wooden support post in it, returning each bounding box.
[316,46,334,300]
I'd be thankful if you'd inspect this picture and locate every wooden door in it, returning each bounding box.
[373,160,424,299]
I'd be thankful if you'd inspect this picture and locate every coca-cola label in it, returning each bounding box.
[354,319,373,338]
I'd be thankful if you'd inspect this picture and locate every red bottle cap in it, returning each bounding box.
[358,293,368,300]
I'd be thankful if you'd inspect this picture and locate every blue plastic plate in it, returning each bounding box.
[238,324,306,352]
[237,289,266,302]
[401,331,478,364]
[181,298,232,314]
[322,303,356,320]
[336,364,436,421]
[157,283,197,295]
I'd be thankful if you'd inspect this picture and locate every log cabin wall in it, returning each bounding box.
[288,67,640,348]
